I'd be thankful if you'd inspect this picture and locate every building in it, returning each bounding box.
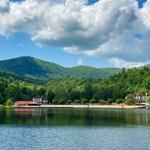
[33,97,42,103]
[133,93,150,103]
[32,97,48,104]
[14,101,40,106]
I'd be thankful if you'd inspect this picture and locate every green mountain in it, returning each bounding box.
[0,56,121,81]
[0,62,150,104]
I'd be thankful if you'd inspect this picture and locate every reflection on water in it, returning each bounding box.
[1,108,150,150]
[0,108,150,126]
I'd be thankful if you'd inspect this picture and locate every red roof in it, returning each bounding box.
[15,101,33,105]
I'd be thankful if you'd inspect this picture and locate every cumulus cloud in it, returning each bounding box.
[0,0,150,67]
[0,0,10,13]
[109,58,150,68]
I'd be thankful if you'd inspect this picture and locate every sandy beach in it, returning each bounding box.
[13,104,145,109]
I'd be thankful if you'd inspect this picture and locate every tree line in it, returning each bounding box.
[0,67,150,105]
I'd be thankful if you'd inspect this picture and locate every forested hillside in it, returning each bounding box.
[0,67,150,104]
[0,72,42,104]
[0,56,121,80]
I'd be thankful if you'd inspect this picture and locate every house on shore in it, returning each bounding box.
[14,101,40,107]
[14,97,48,107]
[33,97,48,104]
[133,93,149,103]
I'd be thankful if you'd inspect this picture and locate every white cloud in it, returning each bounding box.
[109,58,150,68]
[0,0,150,67]
[140,0,150,29]
[0,0,10,13]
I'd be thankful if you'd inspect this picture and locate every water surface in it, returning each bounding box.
[0,108,150,150]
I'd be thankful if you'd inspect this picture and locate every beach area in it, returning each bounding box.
[13,104,146,109]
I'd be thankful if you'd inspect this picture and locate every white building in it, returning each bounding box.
[133,93,149,103]
[32,97,48,104]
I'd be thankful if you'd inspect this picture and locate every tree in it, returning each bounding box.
[99,99,107,104]
[89,99,98,103]
[58,99,66,104]
[36,87,46,97]
[52,99,58,104]
[93,88,105,100]
[66,100,72,104]
[126,94,133,100]
[81,98,89,104]
[0,94,5,104]
[83,83,93,100]
[142,77,150,90]
[116,98,123,104]
[125,99,134,105]
[45,90,55,103]
[147,97,150,103]
[74,100,80,104]
[5,99,13,106]
[69,90,81,100]
[54,87,68,100]
[108,98,113,104]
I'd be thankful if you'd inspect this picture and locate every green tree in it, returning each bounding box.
[5,99,13,106]
[83,84,93,100]
[125,99,134,105]
[89,99,98,103]
[108,98,113,104]
[81,98,89,104]
[99,99,107,104]
[69,90,81,100]
[126,94,133,100]
[74,100,80,104]
[52,99,58,104]
[58,99,66,104]
[66,100,72,104]
[45,90,55,103]
[116,98,123,104]
[147,97,150,103]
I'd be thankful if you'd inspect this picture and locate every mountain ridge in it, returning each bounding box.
[0,56,122,81]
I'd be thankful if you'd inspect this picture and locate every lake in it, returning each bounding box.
[0,108,150,150]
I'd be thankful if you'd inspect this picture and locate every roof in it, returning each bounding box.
[15,101,34,105]
[133,93,150,97]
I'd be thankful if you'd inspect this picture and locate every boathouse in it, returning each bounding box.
[14,101,40,106]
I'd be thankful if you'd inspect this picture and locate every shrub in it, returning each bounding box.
[125,99,134,105]
[116,98,123,104]
[52,99,58,104]
[81,98,89,104]
[89,99,98,103]
[74,100,80,104]
[58,99,66,104]
[99,99,107,104]
[126,94,133,100]
[147,97,150,103]
[66,100,72,104]
[108,98,113,104]
[5,99,13,106]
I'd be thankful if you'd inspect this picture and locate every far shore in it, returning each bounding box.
[12,104,146,109]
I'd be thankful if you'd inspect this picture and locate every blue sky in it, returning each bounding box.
[0,32,109,67]
[0,0,147,68]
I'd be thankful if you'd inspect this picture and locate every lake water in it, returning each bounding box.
[0,108,150,150]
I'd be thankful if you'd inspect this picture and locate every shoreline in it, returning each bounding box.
[13,104,146,109]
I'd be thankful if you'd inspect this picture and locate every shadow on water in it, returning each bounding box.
[0,108,150,126]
